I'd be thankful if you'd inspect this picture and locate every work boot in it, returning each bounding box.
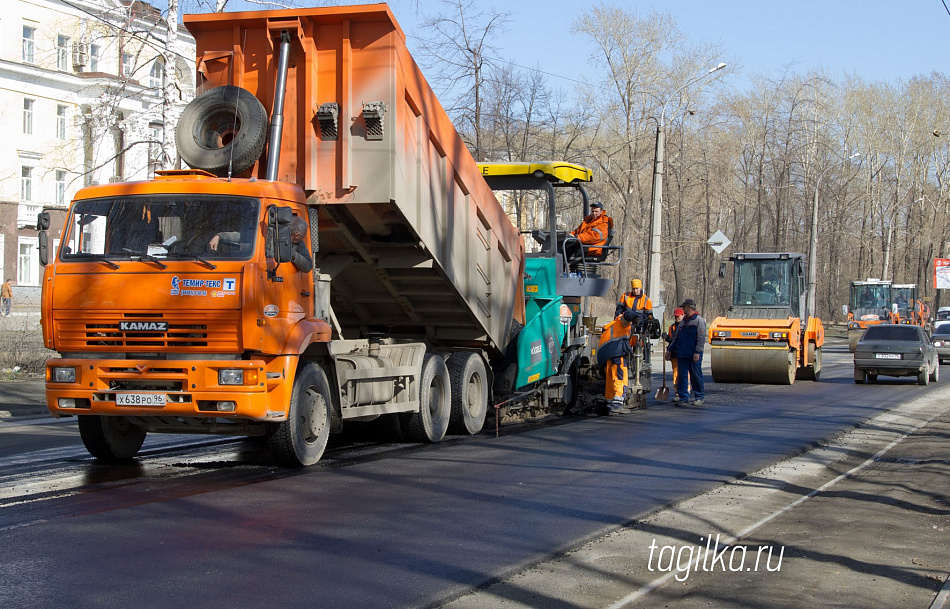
[671,395,682,406]
[691,399,704,406]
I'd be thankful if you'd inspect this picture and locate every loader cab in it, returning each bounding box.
[891,284,917,323]
[730,253,806,320]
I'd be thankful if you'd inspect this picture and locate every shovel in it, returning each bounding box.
[655,352,670,401]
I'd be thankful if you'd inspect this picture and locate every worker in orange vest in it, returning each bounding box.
[597,309,640,412]
[566,201,611,259]
[615,278,653,318]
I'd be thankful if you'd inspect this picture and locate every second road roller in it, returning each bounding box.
[709,253,823,385]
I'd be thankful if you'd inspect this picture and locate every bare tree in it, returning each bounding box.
[417,0,509,161]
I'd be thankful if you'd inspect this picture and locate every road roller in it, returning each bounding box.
[709,253,823,385]
[844,279,892,352]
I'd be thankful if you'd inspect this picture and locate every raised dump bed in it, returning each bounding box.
[184,5,524,356]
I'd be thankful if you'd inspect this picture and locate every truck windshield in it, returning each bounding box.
[850,284,889,310]
[733,259,795,307]
[59,195,260,262]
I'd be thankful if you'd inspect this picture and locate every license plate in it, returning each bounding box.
[116,393,167,406]
[874,353,901,360]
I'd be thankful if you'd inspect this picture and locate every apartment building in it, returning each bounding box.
[0,0,195,288]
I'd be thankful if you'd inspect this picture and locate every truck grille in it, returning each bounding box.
[54,312,242,351]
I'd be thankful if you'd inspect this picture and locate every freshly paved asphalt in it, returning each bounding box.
[1,340,947,608]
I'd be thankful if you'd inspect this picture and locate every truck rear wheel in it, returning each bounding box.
[402,354,451,442]
[268,362,332,467]
[176,85,268,177]
[78,415,146,462]
[447,351,488,435]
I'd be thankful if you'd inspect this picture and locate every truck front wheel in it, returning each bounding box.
[268,362,332,467]
[78,415,147,462]
[402,354,451,442]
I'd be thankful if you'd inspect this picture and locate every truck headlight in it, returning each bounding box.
[769,331,788,340]
[218,369,244,385]
[50,366,76,383]
[714,331,728,338]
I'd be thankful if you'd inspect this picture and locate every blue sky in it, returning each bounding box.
[173,0,949,88]
[385,0,950,88]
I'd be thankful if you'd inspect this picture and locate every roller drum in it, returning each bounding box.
[711,346,797,385]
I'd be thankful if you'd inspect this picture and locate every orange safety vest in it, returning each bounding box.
[616,292,653,317]
[572,214,611,256]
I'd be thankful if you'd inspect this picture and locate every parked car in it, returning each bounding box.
[854,324,938,385]
[932,324,950,364]
[934,307,950,330]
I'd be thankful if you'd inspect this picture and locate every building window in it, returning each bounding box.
[56,170,67,205]
[122,53,133,77]
[57,35,70,70]
[23,99,33,135]
[149,59,164,89]
[22,26,35,63]
[57,105,67,140]
[18,238,38,287]
[21,166,32,201]
[89,44,100,72]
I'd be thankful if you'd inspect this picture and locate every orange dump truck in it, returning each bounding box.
[37,5,556,466]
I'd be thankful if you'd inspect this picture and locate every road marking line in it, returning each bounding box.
[607,393,950,609]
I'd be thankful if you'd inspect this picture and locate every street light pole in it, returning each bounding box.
[807,152,860,320]
[646,62,726,309]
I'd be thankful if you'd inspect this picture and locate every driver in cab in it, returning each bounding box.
[565,201,610,260]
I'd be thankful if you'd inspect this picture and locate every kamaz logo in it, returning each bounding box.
[119,321,168,332]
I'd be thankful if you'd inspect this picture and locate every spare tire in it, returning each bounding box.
[176,85,268,177]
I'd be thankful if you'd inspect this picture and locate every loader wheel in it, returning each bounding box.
[402,354,451,443]
[78,415,146,462]
[447,352,488,435]
[267,362,332,467]
[176,85,268,177]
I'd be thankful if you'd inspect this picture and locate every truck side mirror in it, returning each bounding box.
[37,211,50,266]
[841,305,848,317]
[266,205,293,264]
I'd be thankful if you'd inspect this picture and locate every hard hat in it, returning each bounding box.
[631,279,642,289]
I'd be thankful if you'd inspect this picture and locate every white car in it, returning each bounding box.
[935,307,950,330]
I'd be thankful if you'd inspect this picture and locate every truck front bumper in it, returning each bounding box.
[45,358,289,421]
